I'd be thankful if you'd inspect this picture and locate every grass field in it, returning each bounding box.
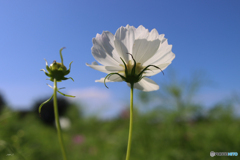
[0,98,239,160]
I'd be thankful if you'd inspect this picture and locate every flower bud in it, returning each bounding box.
[41,48,73,82]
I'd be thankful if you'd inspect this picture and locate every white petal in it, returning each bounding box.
[153,51,175,66]
[145,50,175,67]
[158,34,166,41]
[96,31,122,64]
[143,39,175,66]
[128,77,159,92]
[135,25,149,39]
[105,65,124,72]
[147,28,159,41]
[86,62,123,74]
[143,63,171,76]
[107,73,124,82]
[115,25,136,58]
[114,38,129,62]
[132,39,160,64]
[96,75,123,83]
[92,32,121,66]
[86,62,110,74]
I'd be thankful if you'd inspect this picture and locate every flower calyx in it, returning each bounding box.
[41,47,74,82]
[104,53,164,88]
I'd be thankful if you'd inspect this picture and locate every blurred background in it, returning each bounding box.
[0,0,240,160]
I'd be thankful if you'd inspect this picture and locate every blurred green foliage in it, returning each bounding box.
[0,72,239,160]
[0,101,239,160]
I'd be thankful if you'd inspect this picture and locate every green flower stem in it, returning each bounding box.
[53,78,67,160]
[125,83,134,160]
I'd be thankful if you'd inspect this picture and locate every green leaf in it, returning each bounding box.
[57,90,75,98]
[38,94,54,114]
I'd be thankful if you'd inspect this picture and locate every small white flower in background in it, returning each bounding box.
[58,117,71,130]
[87,25,175,92]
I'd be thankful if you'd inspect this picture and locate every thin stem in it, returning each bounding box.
[53,79,67,160]
[125,83,134,160]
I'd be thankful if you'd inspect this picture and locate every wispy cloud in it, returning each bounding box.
[67,87,125,119]
[68,87,111,100]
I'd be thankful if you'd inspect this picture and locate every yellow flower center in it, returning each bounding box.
[119,60,144,76]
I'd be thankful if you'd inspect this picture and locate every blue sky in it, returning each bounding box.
[0,0,239,117]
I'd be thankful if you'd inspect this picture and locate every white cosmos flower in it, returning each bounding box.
[86,25,175,92]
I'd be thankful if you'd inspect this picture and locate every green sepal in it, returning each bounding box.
[41,69,50,77]
[120,57,128,76]
[127,53,137,75]
[65,61,73,75]
[137,64,164,77]
[59,47,66,65]
[38,94,54,115]
[67,77,74,82]
[57,90,75,98]
[44,59,51,73]
[138,76,147,82]
[104,72,126,88]
[46,83,75,98]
